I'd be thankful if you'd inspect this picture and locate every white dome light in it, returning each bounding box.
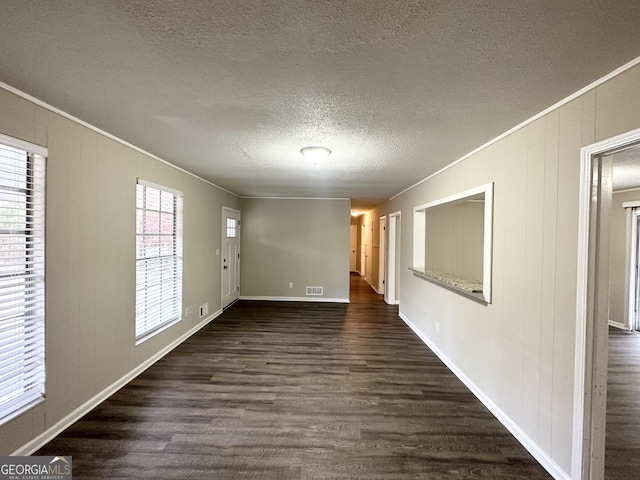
[300,146,331,163]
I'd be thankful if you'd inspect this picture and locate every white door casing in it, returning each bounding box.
[624,203,640,331]
[361,223,366,277]
[574,128,640,480]
[222,207,241,309]
[386,212,400,305]
[379,216,386,295]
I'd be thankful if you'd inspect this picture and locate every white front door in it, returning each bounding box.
[222,207,241,309]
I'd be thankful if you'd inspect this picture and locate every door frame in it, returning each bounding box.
[361,223,366,277]
[574,127,640,479]
[379,216,386,295]
[385,211,400,305]
[221,206,241,309]
[624,203,640,330]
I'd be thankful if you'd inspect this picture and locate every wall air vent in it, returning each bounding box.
[306,286,323,296]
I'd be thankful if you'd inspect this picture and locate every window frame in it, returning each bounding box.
[0,133,46,425]
[135,179,183,344]
[412,182,494,303]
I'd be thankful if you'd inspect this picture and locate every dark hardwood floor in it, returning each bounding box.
[36,274,552,479]
[606,326,640,479]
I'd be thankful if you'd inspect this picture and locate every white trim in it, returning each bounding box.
[399,312,570,480]
[413,183,491,211]
[386,211,401,305]
[137,178,183,197]
[222,206,242,215]
[379,215,386,296]
[0,132,48,156]
[574,126,640,480]
[240,196,350,201]
[239,296,349,303]
[11,309,223,456]
[615,186,640,194]
[625,207,639,331]
[390,54,640,201]
[608,320,628,330]
[0,81,238,197]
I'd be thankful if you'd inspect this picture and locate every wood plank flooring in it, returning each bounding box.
[606,326,640,479]
[36,274,552,479]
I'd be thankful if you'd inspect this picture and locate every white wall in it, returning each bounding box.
[374,63,640,478]
[240,198,350,301]
[0,87,240,454]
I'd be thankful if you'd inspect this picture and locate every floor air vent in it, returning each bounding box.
[306,286,323,296]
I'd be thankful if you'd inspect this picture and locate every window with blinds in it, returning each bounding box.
[135,180,183,343]
[0,135,46,424]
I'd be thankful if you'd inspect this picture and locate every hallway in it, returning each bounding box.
[36,274,552,479]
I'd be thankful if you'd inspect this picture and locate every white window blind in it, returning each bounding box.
[135,180,183,343]
[0,137,46,424]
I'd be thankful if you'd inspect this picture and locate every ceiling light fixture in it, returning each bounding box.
[300,146,331,163]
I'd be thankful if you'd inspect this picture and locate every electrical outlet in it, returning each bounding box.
[199,303,209,318]
[185,305,193,317]
[289,282,293,289]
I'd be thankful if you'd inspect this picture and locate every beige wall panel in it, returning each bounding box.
[500,130,528,426]
[240,198,350,300]
[538,110,560,453]
[481,141,506,402]
[44,114,74,424]
[0,89,37,144]
[62,120,84,412]
[595,65,640,142]
[520,118,546,439]
[424,201,484,282]
[550,97,585,471]
[92,138,130,399]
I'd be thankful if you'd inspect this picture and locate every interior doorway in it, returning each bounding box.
[379,216,386,295]
[349,224,358,272]
[361,223,366,277]
[385,212,400,305]
[625,205,640,331]
[574,129,640,479]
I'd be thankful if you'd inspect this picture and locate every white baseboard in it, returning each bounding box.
[12,309,223,456]
[240,296,349,303]
[398,311,570,480]
[608,320,628,330]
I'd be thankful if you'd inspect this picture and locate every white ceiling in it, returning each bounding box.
[609,144,640,191]
[3,1,640,208]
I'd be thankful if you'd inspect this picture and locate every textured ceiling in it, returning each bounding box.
[610,144,640,191]
[2,1,640,208]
